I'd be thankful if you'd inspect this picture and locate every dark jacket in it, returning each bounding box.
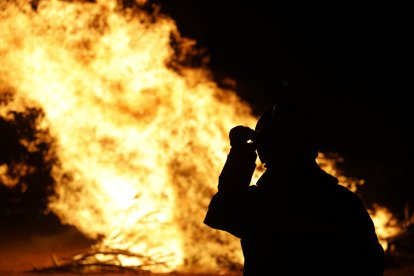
[204,146,385,276]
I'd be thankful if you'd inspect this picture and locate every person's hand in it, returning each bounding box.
[229,125,255,148]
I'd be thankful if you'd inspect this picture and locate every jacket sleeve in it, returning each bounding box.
[203,143,257,238]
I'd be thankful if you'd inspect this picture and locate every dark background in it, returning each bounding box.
[153,1,413,216]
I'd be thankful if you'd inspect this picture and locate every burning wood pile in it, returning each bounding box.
[31,246,172,274]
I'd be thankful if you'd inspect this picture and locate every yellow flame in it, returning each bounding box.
[0,0,401,272]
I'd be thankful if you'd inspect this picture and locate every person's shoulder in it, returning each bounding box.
[334,184,361,199]
[334,184,356,194]
[332,184,368,210]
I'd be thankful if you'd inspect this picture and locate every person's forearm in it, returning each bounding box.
[218,145,257,193]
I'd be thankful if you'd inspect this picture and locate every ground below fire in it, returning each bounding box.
[0,218,412,276]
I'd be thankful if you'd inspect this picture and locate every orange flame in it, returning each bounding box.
[0,0,401,272]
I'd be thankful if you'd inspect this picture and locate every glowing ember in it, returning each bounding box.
[0,164,19,188]
[0,0,402,273]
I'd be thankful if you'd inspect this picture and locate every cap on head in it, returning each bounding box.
[254,103,318,165]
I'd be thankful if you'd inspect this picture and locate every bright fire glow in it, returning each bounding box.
[0,0,253,272]
[369,204,402,251]
[0,0,402,272]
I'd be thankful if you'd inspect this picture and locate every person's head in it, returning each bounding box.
[254,103,318,167]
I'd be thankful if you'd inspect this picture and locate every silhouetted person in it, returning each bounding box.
[204,103,384,276]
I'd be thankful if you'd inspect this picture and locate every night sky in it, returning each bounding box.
[153,1,413,215]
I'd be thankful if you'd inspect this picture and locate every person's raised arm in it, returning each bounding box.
[203,125,257,238]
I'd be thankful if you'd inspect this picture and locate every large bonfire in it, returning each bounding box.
[0,0,405,273]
